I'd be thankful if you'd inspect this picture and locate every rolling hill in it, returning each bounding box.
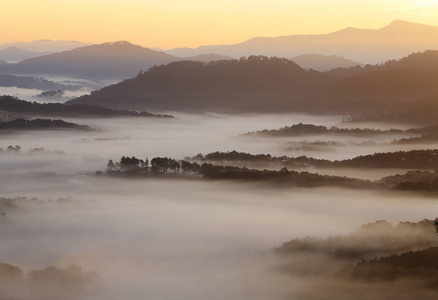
[68,56,334,112]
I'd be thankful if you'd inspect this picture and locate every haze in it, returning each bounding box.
[2,0,438,49]
[1,114,438,299]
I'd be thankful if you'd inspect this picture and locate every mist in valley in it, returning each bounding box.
[1,113,438,299]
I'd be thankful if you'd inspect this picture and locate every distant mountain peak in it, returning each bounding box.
[102,41,134,46]
[32,39,52,42]
[383,19,436,30]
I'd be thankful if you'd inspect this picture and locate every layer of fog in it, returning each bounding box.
[2,113,438,299]
[2,174,438,300]
[2,113,434,180]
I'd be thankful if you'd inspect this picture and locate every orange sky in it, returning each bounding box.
[2,0,438,49]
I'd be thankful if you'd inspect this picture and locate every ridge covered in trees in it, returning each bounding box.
[0,118,91,131]
[68,56,334,111]
[188,149,438,170]
[99,151,438,193]
[102,155,375,189]
[243,122,405,137]
[0,96,174,118]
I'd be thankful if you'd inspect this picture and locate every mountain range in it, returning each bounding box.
[68,50,438,115]
[0,47,54,63]
[0,42,235,84]
[0,40,91,53]
[165,20,438,64]
[0,41,361,83]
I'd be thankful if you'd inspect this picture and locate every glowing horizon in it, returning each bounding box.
[1,0,438,49]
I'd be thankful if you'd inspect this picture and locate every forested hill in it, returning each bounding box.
[323,50,438,107]
[0,96,174,118]
[69,56,334,112]
[69,51,438,114]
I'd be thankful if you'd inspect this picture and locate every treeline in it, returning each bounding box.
[0,96,174,118]
[0,145,64,155]
[189,149,438,170]
[381,170,438,192]
[244,122,405,137]
[0,118,91,131]
[392,123,438,144]
[103,155,374,189]
[244,122,438,144]
[338,247,438,287]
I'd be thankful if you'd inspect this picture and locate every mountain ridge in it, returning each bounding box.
[68,50,438,114]
[166,20,438,64]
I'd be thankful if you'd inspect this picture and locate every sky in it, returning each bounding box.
[1,0,438,49]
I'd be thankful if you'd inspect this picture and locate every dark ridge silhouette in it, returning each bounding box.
[101,155,375,189]
[69,56,334,111]
[188,149,438,170]
[0,96,174,118]
[0,118,91,131]
[244,122,404,137]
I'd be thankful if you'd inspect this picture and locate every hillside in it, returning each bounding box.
[323,51,438,109]
[69,56,334,112]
